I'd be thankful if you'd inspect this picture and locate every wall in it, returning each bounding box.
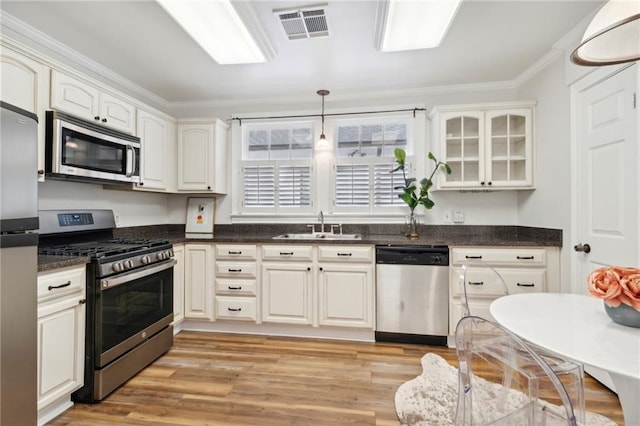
[516,55,573,289]
[38,179,176,227]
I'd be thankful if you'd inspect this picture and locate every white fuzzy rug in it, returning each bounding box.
[395,353,618,426]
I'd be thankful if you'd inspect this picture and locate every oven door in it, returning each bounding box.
[95,259,175,367]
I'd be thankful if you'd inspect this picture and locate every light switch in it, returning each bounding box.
[453,209,464,223]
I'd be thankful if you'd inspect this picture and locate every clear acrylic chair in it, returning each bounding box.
[454,315,581,425]
[457,262,585,424]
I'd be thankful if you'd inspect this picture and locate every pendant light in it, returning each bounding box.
[316,89,330,150]
[570,0,640,66]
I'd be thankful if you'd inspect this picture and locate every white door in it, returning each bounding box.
[574,64,638,294]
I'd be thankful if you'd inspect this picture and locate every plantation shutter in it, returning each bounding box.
[243,165,275,207]
[374,162,405,206]
[278,164,311,207]
[335,164,370,206]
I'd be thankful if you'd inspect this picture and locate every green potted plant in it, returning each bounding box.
[392,148,451,239]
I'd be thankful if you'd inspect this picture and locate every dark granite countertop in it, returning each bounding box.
[38,224,561,272]
[124,224,562,247]
[38,255,90,272]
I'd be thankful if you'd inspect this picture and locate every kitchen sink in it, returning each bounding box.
[273,233,362,241]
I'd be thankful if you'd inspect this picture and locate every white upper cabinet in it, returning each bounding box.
[432,101,535,190]
[177,119,228,193]
[50,70,136,134]
[135,109,175,191]
[0,45,48,180]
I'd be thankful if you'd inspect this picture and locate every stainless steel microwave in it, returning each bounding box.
[45,111,140,184]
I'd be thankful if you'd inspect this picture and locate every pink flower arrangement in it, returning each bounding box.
[587,266,640,311]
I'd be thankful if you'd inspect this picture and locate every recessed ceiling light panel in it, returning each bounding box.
[375,0,461,52]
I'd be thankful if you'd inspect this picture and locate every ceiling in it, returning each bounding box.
[0,1,603,106]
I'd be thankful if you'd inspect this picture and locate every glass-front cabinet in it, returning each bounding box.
[432,102,535,190]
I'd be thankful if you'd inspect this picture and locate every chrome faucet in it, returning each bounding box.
[318,210,325,233]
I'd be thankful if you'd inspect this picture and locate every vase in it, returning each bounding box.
[604,302,640,328]
[405,212,419,239]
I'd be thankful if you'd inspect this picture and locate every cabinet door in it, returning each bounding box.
[178,124,214,191]
[485,108,533,188]
[262,263,313,325]
[439,111,485,188]
[318,263,374,328]
[212,119,229,194]
[98,92,136,134]
[37,295,85,410]
[0,46,48,179]
[136,109,168,190]
[184,244,214,320]
[50,70,99,120]
[173,244,185,324]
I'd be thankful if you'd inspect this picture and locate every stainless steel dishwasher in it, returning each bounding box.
[375,245,449,345]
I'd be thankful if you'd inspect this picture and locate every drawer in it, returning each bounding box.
[318,245,373,263]
[262,245,313,261]
[215,296,257,321]
[215,279,257,296]
[215,261,257,278]
[452,267,545,298]
[451,248,546,266]
[215,244,257,260]
[37,266,85,300]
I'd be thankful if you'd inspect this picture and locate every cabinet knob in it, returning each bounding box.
[487,181,492,186]
[307,267,311,271]
[319,267,323,271]
[94,116,100,121]
[37,169,44,175]
[207,186,211,190]
[101,118,107,123]
[79,299,87,304]
[573,243,591,253]
[480,181,485,185]
[139,182,144,186]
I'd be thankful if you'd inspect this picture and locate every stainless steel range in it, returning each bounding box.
[39,209,175,403]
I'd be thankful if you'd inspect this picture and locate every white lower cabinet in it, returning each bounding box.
[448,246,560,335]
[215,244,258,321]
[172,244,185,325]
[184,243,214,320]
[317,246,374,328]
[262,259,314,325]
[36,265,86,425]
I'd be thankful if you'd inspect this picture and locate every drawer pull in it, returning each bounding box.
[516,256,535,260]
[228,251,242,255]
[228,286,242,290]
[468,281,484,286]
[228,268,242,272]
[79,299,86,304]
[227,307,242,312]
[279,252,294,256]
[517,283,535,287]
[465,255,482,259]
[337,253,352,257]
[48,280,71,291]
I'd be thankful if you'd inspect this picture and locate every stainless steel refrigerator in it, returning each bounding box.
[0,101,39,425]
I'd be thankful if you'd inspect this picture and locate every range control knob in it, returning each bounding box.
[156,252,165,261]
[112,262,122,272]
[164,250,173,258]
[141,255,151,265]
[124,260,134,269]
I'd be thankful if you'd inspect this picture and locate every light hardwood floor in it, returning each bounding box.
[47,331,623,425]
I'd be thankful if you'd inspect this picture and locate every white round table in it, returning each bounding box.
[490,293,640,426]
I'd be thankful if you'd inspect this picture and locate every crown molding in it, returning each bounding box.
[513,48,564,87]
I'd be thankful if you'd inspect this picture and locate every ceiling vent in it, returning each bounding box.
[274,4,330,40]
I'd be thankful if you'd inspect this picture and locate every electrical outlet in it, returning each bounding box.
[114,215,120,226]
[453,209,464,223]
[442,210,452,223]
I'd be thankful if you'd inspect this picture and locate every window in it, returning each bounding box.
[241,122,314,212]
[333,118,411,212]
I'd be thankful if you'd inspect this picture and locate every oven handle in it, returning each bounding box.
[100,259,177,290]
